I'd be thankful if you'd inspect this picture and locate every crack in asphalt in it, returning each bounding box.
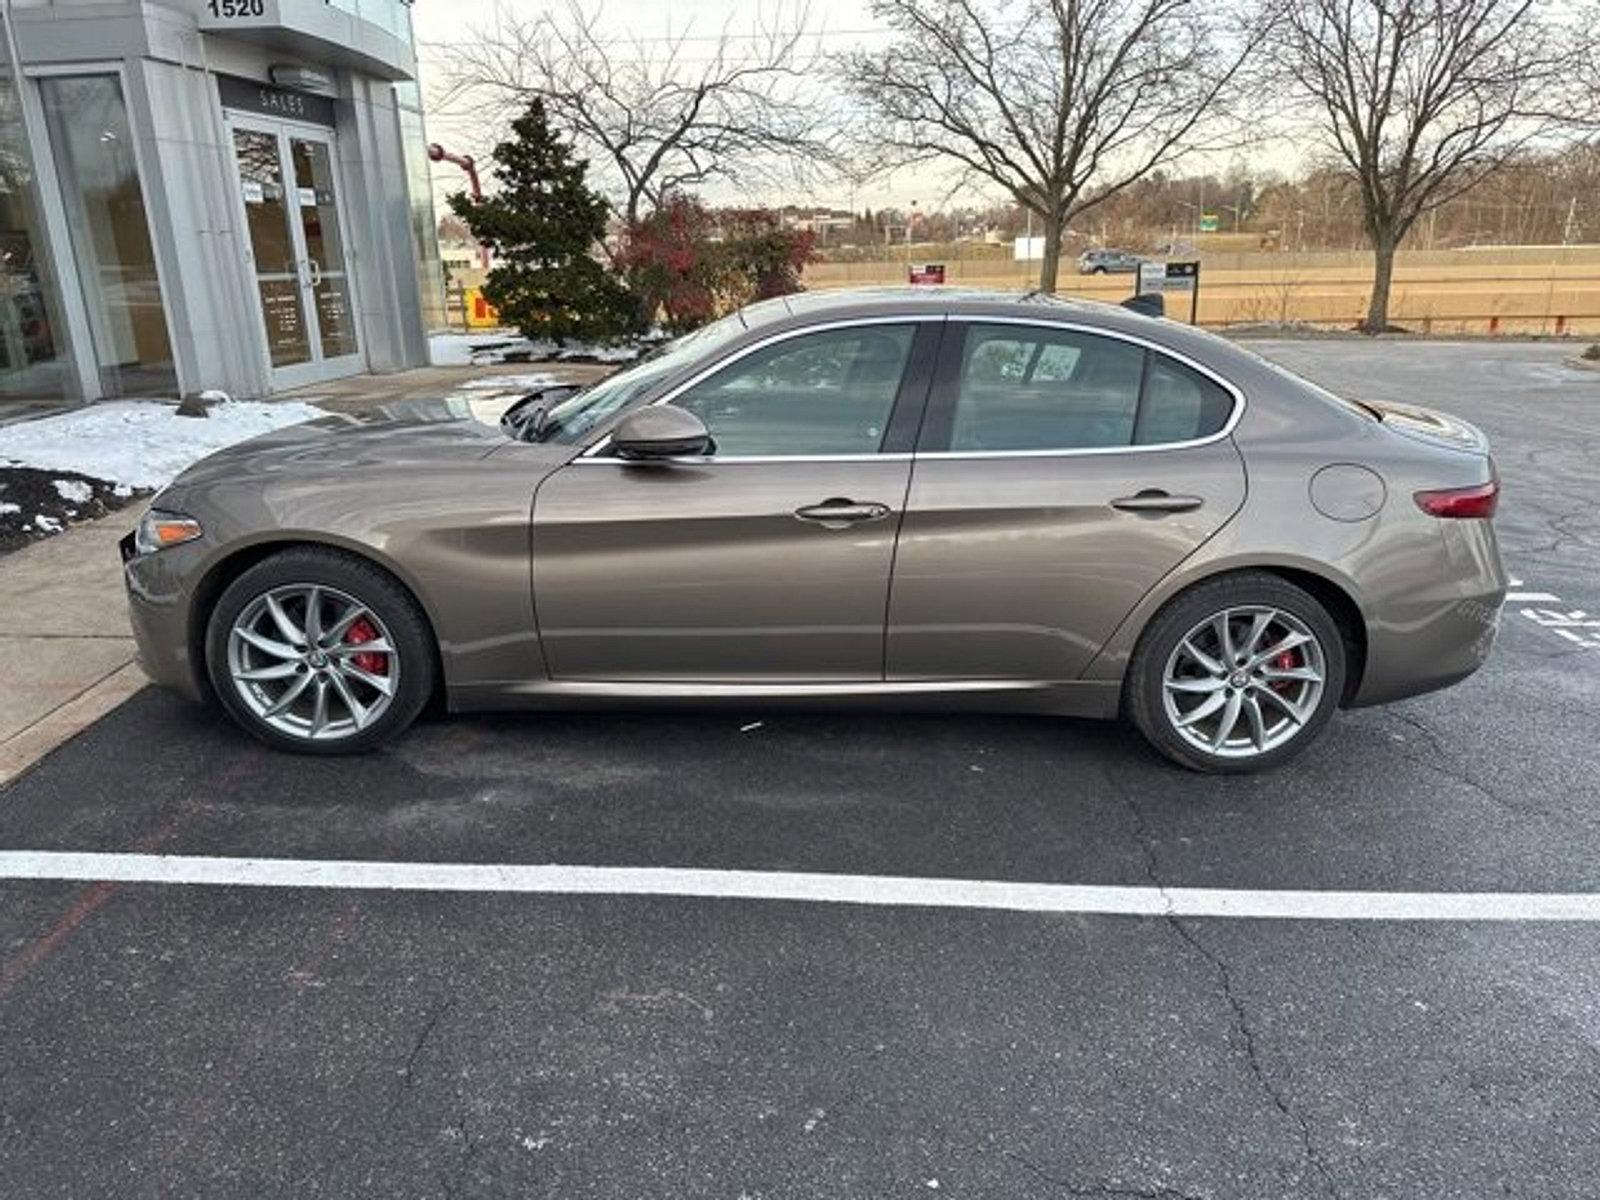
[1007,1150,1210,1200]
[440,1105,480,1200]
[384,995,457,1126]
[1105,766,1340,1200]
[1381,708,1560,822]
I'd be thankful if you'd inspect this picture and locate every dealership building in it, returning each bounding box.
[0,0,444,407]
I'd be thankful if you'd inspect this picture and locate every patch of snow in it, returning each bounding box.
[576,344,643,363]
[429,332,523,366]
[0,501,18,515]
[0,399,323,491]
[198,389,232,403]
[431,331,646,367]
[454,372,564,392]
[52,478,93,503]
[32,514,61,533]
[112,483,133,498]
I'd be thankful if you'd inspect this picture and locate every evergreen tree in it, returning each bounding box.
[449,99,636,344]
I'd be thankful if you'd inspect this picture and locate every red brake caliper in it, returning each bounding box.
[346,617,388,676]
[1269,648,1299,694]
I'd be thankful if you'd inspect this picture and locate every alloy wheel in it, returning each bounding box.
[1160,605,1326,760]
[226,583,399,742]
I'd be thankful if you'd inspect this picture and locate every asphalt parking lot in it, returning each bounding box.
[3,339,1599,1199]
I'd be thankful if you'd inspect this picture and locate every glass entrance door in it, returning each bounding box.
[229,117,361,389]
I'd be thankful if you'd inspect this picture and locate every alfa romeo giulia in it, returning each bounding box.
[122,288,1506,772]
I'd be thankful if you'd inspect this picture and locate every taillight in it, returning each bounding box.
[1414,480,1499,519]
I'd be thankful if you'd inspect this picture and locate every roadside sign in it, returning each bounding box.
[1134,261,1201,324]
[1199,213,1220,233]
[1013,236,1046,261]
[464,287,500,329]
[908,263,946,285]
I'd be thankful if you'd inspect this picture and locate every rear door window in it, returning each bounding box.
[947,325,1144,451]
[1135,354,1235,445]
[932,323,1236,452]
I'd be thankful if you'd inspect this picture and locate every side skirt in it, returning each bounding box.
[446,678,1122,720]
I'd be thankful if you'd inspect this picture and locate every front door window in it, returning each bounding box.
[671,324,917,457]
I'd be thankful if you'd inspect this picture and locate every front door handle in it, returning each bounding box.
[1111,490,1204,514]
[795,498,891,527]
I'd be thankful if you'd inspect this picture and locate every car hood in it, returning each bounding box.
[169,398,557,488]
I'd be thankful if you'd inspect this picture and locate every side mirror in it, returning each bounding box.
[1122,293,1165,318]
[612,406,711,460]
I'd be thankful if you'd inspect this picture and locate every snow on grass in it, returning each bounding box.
[430,331,649,367]
[0,398,323,491]
[52,479,93,504]
[0,501,18,515]
[454,373,565,392]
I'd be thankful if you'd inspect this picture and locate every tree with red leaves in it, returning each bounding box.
[618,195,817,333]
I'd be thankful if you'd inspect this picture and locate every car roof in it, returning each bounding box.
[738,286,1111,328]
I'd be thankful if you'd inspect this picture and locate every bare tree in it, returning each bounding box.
[839,0,1266,292]
[1274,0,1569,332]
[435,0,837,225]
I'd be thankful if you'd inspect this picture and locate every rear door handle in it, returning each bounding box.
[1111,490,1204,514]
[795,498,891,526]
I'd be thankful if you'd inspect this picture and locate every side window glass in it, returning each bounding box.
[949,325,1144,452]
[1136,355,1235,445]
[672,324,916,457]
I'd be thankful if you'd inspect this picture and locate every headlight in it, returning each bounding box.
[135,509,203,555]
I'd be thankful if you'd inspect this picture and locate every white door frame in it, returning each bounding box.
[223,110,364,392]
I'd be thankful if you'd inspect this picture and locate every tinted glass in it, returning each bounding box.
[0,71,67,400]
[1135,355,1235,444]
[538,314,747,445]
[673,324,915,457]
[950,325,1144,451]
[41,75,176,397]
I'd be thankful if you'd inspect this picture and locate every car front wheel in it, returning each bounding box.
[1126,573,1346,773]
[205,547,436,754]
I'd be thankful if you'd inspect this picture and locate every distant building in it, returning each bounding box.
[777,207,856,236]
[0,0,446,406]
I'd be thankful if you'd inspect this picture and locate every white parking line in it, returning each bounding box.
[1505,591,1559,602]
[4,851,1600,921]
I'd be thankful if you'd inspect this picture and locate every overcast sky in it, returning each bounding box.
[408,0,970,213]
[408,0,1274,217]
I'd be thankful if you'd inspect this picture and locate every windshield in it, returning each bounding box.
[535,313,749,444]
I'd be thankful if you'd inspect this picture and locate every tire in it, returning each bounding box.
[205,546,437,755]
[1124,572,1347,774]
[1092,266,1108,275]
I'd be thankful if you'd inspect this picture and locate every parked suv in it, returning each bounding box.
[1078,248,1143,275]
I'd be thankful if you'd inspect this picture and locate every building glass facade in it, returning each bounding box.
[0,0,440,406]
[39,73,176,397]
[0,58,66,399]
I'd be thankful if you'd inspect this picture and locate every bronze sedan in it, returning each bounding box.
[122,288,1506,772]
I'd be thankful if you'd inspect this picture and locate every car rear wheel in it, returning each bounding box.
[1125,573,1346,773]
[205,547,436,754]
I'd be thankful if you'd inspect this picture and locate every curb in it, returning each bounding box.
[0,661,146,788]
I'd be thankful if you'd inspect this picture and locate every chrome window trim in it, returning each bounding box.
[572,310,1245,464]
[577,315,943,462]
[577,452,915,466]
[920,316,1246,459]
